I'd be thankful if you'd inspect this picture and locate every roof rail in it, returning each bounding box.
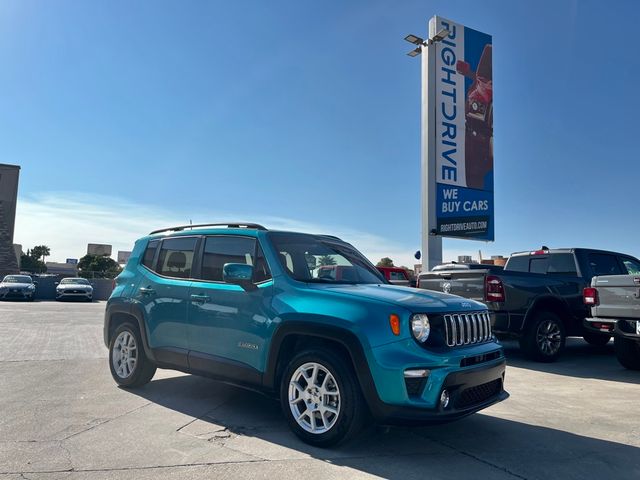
[149,223,267,235]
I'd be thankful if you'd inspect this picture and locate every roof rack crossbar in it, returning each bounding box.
[149,223,267,235]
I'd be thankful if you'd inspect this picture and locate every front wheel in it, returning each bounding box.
[108,323,156,387]
[520,311,566,362]
[614,336,640,370]
[280,349,366,447]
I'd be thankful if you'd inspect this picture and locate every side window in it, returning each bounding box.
[201,236,256,282]
[389,271,406,281]
[157,237,197,279]
[505,255,529,272]
[142,240,159,269]
[621,257,640,275]
[588,253,623,276]
[547,254,578,275]
[254,243,272,283]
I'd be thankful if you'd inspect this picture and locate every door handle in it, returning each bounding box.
[190,294,210,303]
[139,287,156,295]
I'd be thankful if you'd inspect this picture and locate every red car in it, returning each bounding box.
[376,267,416,287]
[457,44,493,190]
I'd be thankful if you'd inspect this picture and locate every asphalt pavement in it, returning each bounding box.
[0,301,638,479]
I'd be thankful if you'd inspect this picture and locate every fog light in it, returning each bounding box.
[440,389,450,409]
[403,369,430,379]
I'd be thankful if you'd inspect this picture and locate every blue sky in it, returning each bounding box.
[2,0,640,265]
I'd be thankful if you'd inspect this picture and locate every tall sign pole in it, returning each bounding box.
[407,17,494,272]
[421,37,442,271]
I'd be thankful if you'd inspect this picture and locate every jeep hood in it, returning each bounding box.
[307,283,486,312]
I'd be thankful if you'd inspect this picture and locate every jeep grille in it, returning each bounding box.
[444,311,492,347]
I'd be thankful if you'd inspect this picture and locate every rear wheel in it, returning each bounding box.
[109,323,156,387]
[280,348,366,447]
[583,332,611,347]
[614,336,640,370]
[520,311,565,362]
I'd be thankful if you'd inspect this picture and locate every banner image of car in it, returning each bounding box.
[429,16,493,240]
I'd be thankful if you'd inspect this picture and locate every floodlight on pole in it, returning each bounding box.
[404,29,449,57]
[404,34,424,45]
[432,28,449,42]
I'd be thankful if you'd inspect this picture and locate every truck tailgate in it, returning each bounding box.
[593,275,640,319]
[419,270,486,302]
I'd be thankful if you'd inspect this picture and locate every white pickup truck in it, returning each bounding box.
[583,275,640,370]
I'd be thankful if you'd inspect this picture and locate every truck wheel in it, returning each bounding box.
[614,336,640,370]
[108,323,156,387]
[520,312,565,362]
[280,348,366,447]
[583,332,611,347]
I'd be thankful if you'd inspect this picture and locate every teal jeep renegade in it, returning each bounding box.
[105,223,508,446]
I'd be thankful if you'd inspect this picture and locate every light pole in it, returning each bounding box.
[405,28,449,272]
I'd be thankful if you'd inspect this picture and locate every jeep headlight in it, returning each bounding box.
[411,314,431,343]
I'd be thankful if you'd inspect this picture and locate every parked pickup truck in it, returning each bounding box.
[418,248,640,362]
[583,276,640,370]
[377,266,416,287]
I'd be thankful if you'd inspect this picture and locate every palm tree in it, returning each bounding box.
[317,255,337,266]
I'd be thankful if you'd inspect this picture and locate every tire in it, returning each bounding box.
[108,323,156,387]
[583,332,611,347]
[280,348,366,447]
[614,336,640,370]
[520,311,566,362]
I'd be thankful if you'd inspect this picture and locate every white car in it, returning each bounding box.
[55,277,93,301]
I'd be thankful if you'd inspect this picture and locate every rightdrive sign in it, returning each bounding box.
[430,16,494,241]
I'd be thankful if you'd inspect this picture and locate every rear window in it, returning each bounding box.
[389,271,407,281]
[529,257,548,274]
[505,255,528,272]
[588,253,623,276]
[506,253,577,275]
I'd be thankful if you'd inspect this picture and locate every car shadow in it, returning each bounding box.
[127,374,640,479]
[501,337,640,385]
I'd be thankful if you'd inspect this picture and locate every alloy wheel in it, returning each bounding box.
[536,319,562,356]
[288,362,341,434]
[112,331,138,379]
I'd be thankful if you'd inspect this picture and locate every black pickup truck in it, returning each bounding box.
[418,248,640,362]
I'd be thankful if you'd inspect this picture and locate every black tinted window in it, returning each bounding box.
[529,257,549,274]
[505,255,528,272]
[157,237,197,279]
[201,236,256,282]
[588,253,622,276]
[547,254,577,275]
[142,240,159,269]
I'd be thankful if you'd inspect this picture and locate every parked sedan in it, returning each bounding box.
[55,277,93,301]
[0,275,36,301]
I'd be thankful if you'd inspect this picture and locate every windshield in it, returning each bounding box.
[2,275,33,284]
[60,278,90,285]
[268,233,385,284]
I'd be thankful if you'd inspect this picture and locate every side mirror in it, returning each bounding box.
[54,282,58,286]
[456,60,475,79]
[223,263,255,290]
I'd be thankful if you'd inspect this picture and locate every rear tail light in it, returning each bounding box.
[485,275,505,302]
[583,287,599,306]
